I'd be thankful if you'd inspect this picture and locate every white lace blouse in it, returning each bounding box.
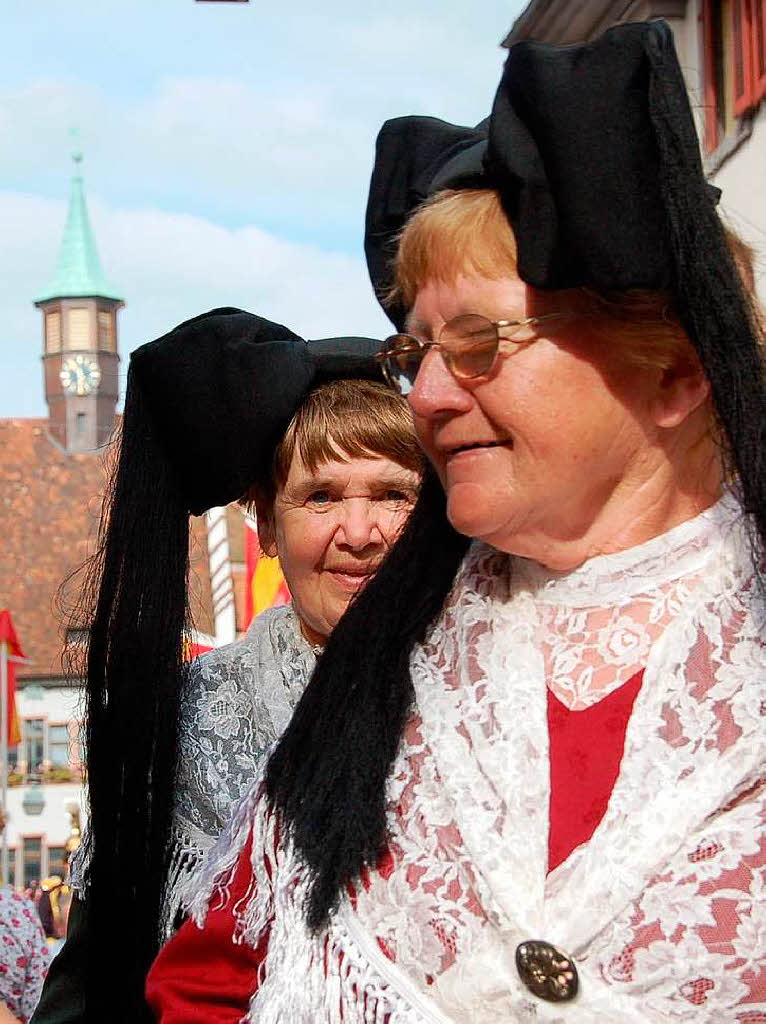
[70,603,316,937]
[185,494,765,1022]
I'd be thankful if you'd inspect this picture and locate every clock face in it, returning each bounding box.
[59,355,101,396]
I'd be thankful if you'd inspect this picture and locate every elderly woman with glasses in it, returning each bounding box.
[147,23,765,1022]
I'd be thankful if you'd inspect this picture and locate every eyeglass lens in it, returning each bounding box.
[382,336,423,396]
[382,315,501,394]
[440,315,499,379]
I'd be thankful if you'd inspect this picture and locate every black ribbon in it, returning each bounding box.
[365,21,718,329]
[131,307,382,515]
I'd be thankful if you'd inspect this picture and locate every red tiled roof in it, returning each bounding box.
[0,418,214,680]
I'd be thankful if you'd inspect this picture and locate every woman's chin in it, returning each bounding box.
[445,483,504,541]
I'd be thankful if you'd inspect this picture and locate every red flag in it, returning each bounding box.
[0,610,23,746]
[244,518,290,628]
[182,631,217,662]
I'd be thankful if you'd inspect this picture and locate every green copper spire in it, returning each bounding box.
[35,143,123,303]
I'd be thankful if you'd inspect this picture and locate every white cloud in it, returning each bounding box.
[0,190,393,417]
[0,3,517,235]
[0,0,528,417]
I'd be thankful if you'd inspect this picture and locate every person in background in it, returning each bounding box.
[22,881,39,904]
[0,888,49,1024]
[37,875,73,957]
[30,310,421,1024]
[148,21,764,1022]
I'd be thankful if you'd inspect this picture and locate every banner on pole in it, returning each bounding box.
[0,611,22,746]
[182,631,218,662]
[244,517,290,627]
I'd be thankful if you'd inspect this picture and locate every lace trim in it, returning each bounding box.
[365,507,765,1019]
[187,782,424,1023]
[67,836,88,896]
[183,502,765,1021]
[514,491,740,605]
[159,816,216,940]
[514,492,750,709]
[69,604,314,915]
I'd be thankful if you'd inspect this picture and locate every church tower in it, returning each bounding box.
[34,147,124,453]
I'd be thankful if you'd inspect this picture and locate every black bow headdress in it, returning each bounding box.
[366,21,724,328]
[81,307,382,1021]
[131,307,382,513]
[269,20,765,934]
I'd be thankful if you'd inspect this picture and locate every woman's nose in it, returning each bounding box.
[407,348,473,421]
[337,499,381,550]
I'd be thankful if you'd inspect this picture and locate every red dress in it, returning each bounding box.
[146,671,644,1021]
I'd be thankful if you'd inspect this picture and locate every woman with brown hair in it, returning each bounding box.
[148,22,764,1022]
[30,313,421,1024]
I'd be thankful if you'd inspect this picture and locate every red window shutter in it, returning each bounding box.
[753,0,766,98]
[731,0,755,115]
[701,0,719,151]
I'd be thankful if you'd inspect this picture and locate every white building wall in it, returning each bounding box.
[670,7,766,305]
[506,1,766,306]
[4,685,86,887]
[15,686,82,730]
[710,105,766,303]
[4,784,85,877]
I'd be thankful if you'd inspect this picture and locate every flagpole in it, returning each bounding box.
[1,640,8,888]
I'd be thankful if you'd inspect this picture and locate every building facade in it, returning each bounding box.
[0,153,261,889]
[0,151,126,889]
[0,154,218,890]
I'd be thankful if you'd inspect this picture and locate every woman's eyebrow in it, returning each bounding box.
[374,470,420,487]
[404,314,432,339]
[292,475,335,494]
[292,469,419,496]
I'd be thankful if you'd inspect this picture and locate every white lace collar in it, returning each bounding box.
[513,491,743,606]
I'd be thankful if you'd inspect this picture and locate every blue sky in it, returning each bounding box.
[1,0,527,416]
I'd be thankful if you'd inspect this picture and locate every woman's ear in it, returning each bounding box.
[254,497,278,558]
[651,354,711,429]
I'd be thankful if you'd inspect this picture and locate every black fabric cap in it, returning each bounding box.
[488,21,676,291]
[365,20,714,328]
[130,307,382,515]
[364,117,488,328]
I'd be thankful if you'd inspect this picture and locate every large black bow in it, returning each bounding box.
[364,20,712,329]
[131,307,382,514]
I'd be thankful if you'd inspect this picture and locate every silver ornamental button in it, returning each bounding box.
[515,940,579,1002]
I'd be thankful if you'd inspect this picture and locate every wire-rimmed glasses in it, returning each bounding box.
[376,313,567,395]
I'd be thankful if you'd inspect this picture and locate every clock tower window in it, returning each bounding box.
[98,311,115,353]
[66,307,90,351]
[45,311,61,354]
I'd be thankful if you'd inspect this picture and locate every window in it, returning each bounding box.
[46,311,61,353]
[47,845,68,879]
[65,307,90,350]
[97,310,114,352]
[48,725,70,769]
[7,744,18,771]
[74,721,85,767]
[23,718,44,773]
[702,0,766,151]
[75,412,87,436]
[755,0,766,91]
[3,853,16,890]
[23,838,41,889]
